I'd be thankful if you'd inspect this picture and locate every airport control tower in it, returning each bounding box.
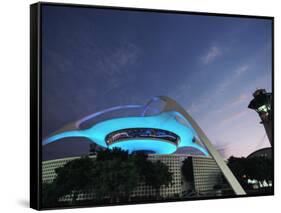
[248,89,272,145]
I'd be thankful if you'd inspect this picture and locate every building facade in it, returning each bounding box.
[192,156,224,193]
[42,154,225,201]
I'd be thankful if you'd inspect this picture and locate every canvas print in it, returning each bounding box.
[31,2,273,210]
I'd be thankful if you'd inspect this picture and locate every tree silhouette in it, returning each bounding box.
[43,148,174,206]
[42,156,95,207]
[144,160,173,200]
[92,148,140,202]
[181,157,194,191]
[42,182,59,207]
[54,156,95,204]
[227,156,272,189]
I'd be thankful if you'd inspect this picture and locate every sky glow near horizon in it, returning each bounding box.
[41,5,272,160]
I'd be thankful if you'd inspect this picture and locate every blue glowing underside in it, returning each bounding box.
[43,111,208,155]
[109,139,177,154]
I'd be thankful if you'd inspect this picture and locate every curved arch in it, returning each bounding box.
[154,96,246,195]
[42,130,87,146]
[76,105,143,128]
[42,104,143,144]
[141,96,163,116]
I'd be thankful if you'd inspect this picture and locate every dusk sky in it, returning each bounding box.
[42,5,272,160]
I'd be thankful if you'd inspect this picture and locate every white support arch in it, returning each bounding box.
[157,96,246,195]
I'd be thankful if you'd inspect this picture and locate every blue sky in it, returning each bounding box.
[42,5,272,160]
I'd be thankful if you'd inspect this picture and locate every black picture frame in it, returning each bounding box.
[30,2,274,210]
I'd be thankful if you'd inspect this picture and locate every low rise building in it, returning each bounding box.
[42,154,225,201]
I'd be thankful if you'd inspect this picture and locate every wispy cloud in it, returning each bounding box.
[218,110,248,127]
[186,102,200,114]
[182,63,251,124]
[173,83,191,100]
[102,42,140,78]
[231,93,248,105]
[98,42,140,92]
[213,93,249,114]
[201,45,221,64]
[235,65,249,76]
[214,64,250,97]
